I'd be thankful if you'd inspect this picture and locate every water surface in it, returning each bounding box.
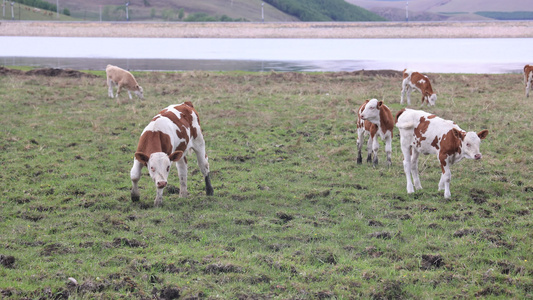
[1,37,531,73]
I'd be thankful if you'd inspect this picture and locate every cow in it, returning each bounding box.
[401,69,437,106]
[524,64,533,98]
[356,99,394,167]
[130,102,214,207]
[106,64,144,102]
[395,108,489,199]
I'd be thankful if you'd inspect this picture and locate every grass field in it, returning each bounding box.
[0,68,532,299]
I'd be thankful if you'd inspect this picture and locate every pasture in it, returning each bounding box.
[0,68,531,299]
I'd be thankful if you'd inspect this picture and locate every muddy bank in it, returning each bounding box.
[1,20,533,38]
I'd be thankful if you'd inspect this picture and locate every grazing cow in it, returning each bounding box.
[401,69,437,106]
[395,108,489,199]
[356,99,394,167]
[524,64,533,97]
[106,64,144,102]
[130,102,214,207]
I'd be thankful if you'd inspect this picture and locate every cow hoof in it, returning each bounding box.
[131,194,140,202]
[357,157,362,164]
[206,187,214,196]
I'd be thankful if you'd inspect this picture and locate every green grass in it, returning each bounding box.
[0,69,532,298]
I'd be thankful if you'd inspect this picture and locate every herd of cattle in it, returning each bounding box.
[104,64,531,206]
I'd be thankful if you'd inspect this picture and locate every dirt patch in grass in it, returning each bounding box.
[0,255,16,269]
[204,263,243,274]
[421,254,444,270]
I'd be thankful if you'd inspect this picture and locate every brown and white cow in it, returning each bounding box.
[524,64,533,97]
[356,99,394,167]
[395,108,488,199]
[130,102,214,207]
[401,69,437,106]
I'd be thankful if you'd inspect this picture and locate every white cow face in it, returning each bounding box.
[360,98,381,125]
[462,130,489,160]
[135,151,183,189]
[135,86,144,99]
[428,94,437,106]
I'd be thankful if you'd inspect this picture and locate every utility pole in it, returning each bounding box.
[405,1,408,22]
[56,0,58,19]
[99,5,102,22]
[10,1,14,20]
[2,0,6,19]
[261,2,264,22]
[125,1,129,21]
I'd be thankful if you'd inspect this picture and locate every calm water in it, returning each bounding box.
[1,37,531,73]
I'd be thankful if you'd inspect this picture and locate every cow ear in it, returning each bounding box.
[169,150,184,162]
[135,152,150,165]
[477,129,489,140]
[451,128,465,140]
[365,99,370,103]
[377,101,383,108]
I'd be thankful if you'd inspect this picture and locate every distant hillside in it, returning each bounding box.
[2,0,384,22]
[345,0,533,21]
[263,0,386,21]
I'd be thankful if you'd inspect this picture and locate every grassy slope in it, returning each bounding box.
[51,0,299,22]
[0,3,77,21]
[0,70,532,298]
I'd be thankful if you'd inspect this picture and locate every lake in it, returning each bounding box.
[1,37,531,73]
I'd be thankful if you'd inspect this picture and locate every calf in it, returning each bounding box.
[401,69,437,106]
[395,108,488,198]
[524,64,533,97]
[106,64,144,102]
[130,102,214,207]
[356,99,394,167]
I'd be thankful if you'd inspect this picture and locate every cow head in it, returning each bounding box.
[135,151,183,189]
[135,85,144,99]
[428,94,437,106]
[455,129,489,160]
[360,98,382,125]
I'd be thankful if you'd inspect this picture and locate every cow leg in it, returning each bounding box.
[526,77,532,98]
[410,150,423,190]
[371,135,379,167]
[384,135,392,168]
[127,90,133,100]
[194,144,214,196]
[130,159,143,202]
[401,146,415,194]
[400,80,407,105]
[406,86,412,105]
[107,79,115,98]
[176,158,188,197]
[356,128,364,164]
[154,187,164,207]
[438,164,452,198]
[366,133,373,164]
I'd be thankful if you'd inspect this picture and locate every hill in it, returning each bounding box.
[3,0,384,22]
[345,0,533,21]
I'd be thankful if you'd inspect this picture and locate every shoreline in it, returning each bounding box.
[1,20,533,38]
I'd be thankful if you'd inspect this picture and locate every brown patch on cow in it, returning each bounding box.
[379,103,394,138]
[395,108,406,124]
[136,131,173,161]
[414,116,430,147]
[431,136,440,150]
[428,115,437,119]
[438,129,463,173]
[165,104,200,139]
